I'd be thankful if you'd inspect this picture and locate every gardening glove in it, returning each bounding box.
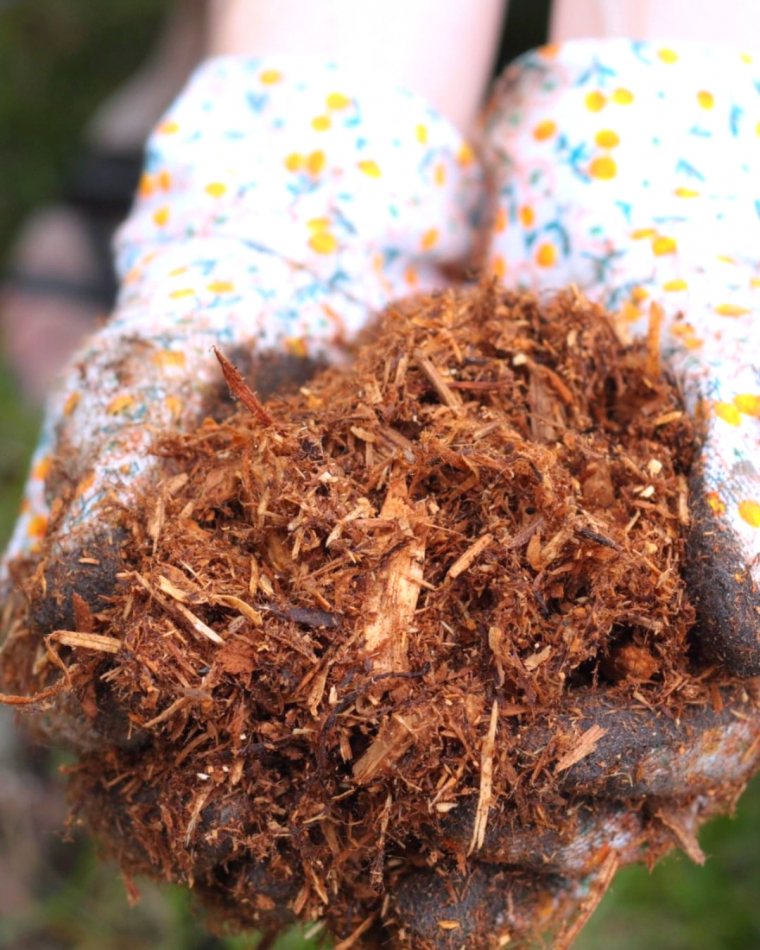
[389,42,760,947]
[2,54,480,665]
[387,37,760,950]
[484,37,760,675]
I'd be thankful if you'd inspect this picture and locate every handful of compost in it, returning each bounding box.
[3,286,759,949]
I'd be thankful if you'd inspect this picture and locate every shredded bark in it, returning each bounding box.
[2,284,749,947]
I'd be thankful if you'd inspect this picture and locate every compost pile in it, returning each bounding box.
[5,285,740,946]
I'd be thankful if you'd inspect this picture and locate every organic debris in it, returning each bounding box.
[2,285,755,947]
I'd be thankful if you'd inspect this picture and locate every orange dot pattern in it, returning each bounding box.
[4,55,482,569]
[483,37,760,568]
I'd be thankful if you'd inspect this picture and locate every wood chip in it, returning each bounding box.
[414,349,463,409]
[50,631,122,654]
[469,699,499,854]
[213,346,275,425]
[555,723,607,774]
[448,533,493,579]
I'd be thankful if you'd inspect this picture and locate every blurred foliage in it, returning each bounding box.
[0,1,759,948]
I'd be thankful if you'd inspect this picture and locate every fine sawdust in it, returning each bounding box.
[2,285,724,945]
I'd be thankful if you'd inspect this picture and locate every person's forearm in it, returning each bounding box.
[207,0,508,133]
[551,0,760,46]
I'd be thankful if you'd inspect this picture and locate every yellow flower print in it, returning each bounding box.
[284,152,304,172]
[33,456,52,480]
[536,243,557,267]
[706,492,726,515]
[457,143,475,167]
[205,182,227,198]
[421,228,439,251]
[715,303,752,316]
[619,301,641,323]
[533,119,557,141]
[658,48,679,64]
[611,88,634,105]
[697,90,714,110]
[138,173,156,197]
[674,187,700,198]
[714,401,741,426]
[326,92,351,110]
[663,279,688,292]
[27,514,48,539]
[107,395,137,416]
[416,123,428,145]
[312,115,331,132]
[491,255,506,279]
[153,206,170,227]
[739,500,760,528]
[164,395,183,420]
[585,90,606,113]
[595,129,620,148]
[64,392,80,416]
[734,394,760,417]
[152,350,187,369]
[207,280,235,293]
[259,69,282,85]
[307,150,326,175]
[589,156,617,180]
[652,236,677,256]
[309,232,338,254]
[358,160,381,178]
[519,205,535,227]
[157,119,179,135]
[307,218,338,254]
[169,288,195,299]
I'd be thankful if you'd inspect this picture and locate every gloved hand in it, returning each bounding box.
[4,41,760,950]
[396,36,760,950]
[1,54,479,727]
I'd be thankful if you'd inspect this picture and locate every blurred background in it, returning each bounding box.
[0,1,759,947]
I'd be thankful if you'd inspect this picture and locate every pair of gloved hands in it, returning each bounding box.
[3,39,760,948]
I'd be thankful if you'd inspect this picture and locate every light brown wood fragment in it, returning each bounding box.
[142,696,190,730]
[677,475,690,526]
[414,349,463,409]
[72,592,94,633]
[555,723,607,774]
[528,368,559,442]
[657,805,706,865]
[350,425,376,443]
[653,410,683,427]
[213,595,263,627]
[447,533,493,579]
[184,786,212,846]
[526,530,542,570]
[147,489,166,555]
[541,527,573,568]
[469,699,499,854]
[50,631,122,654]
[135,573,223,644]
[332,913,378,950]
[555,852,619,950]
[646,301,663,379]
[213,346,275,425]
[358,478,425,674]
[353,709,429,784]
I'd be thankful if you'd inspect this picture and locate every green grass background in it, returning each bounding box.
[0,2,759,947]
